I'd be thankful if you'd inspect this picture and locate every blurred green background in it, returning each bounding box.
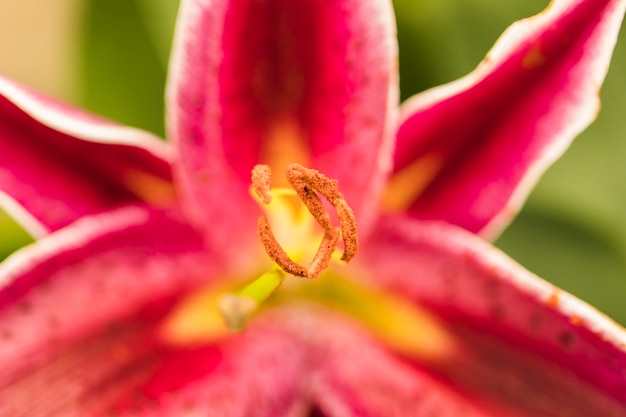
[0,0,625,323]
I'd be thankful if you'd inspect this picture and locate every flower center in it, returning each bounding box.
[218,163,359,329]
[160,164,455,360]
[253,163,358,278]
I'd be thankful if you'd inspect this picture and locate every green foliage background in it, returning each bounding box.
[1,0,625,324]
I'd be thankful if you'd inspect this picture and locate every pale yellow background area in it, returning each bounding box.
[0,0,81,100]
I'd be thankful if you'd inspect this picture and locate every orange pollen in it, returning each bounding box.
[251,163,359,279]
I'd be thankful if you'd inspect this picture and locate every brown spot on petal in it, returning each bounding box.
[522,42,546,69]
[570,315,583,326]
[546,290,560,308]
[529,313,544,330]
[307,405,326,417]
[559,331,576,347]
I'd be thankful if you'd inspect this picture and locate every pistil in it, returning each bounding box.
[218,267,286,331]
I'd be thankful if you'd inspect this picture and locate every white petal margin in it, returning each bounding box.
[0,204,152,290]
[0,191,48,239]
[0,75,173,161]
[398,0,626,240]
[367,216,626,360]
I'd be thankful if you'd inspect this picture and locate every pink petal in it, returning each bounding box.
[357,216,626,414]
[0,76,174,236]
[1,319,307,416]
[0,206,210,401]
[390,0,626,238]
[167,0,398,240]
[279,309,492,417]
[112,323,307,417]
[0,204,311,416]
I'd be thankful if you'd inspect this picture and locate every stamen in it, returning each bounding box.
[251,164,273,204]
[307,229,341,279]
[334,199,358,262]
[257,215,309,278]
[251,163,359,278]
[218,166,358,330]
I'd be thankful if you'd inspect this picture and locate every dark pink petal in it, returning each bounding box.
[0,205,311,416]
[358,216,626,414]
[390,0,626,238]
[1,319,307,416]
[168,0,398,241]
[0,206,210,400]
[111,323,307,417]
[278,309,491,417]
[0,76,174,236]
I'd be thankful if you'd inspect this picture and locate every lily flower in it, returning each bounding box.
[1,0,625,415]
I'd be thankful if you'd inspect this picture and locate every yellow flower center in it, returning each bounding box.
[159,164,456,361]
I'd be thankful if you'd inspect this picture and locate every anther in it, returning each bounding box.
[251,163,359,279]
[307,229,341,278]
[334,199,358,262]
[257,215,309,278]
[251,164,273,204]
